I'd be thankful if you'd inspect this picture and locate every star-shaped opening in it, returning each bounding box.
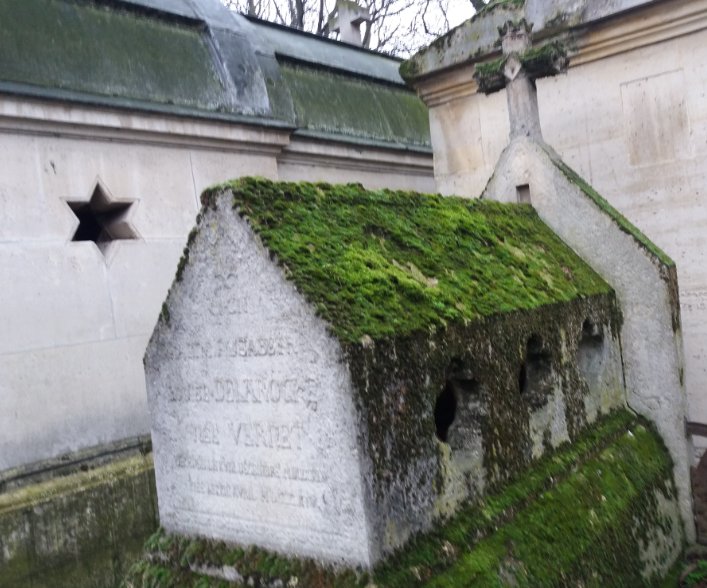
[67,181,140,257]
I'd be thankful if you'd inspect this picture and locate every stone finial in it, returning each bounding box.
[473,19,568,140]
[499,19,533,84]
[327,0,371,46]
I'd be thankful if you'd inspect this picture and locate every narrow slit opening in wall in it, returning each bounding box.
[520,334,553,409]
[517,184,531,204]
[435,382,457,443]
[578,319,606,391]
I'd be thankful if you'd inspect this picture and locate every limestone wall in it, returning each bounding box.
[0,95,433,473]
[419,0,707,460]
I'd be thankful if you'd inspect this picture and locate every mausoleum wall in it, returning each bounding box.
[0,95,433,474]
[411,0,707,463]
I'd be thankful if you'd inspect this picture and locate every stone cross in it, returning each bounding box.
[501,20,542,140]
[474,19,568,141]
[327,0,371,46]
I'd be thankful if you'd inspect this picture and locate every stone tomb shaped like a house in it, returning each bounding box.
[145,178,628,567]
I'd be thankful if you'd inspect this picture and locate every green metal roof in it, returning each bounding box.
[0,0,431,150]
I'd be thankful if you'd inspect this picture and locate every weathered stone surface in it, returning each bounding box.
[0,452,157,588]
[144,195,372,566]
[402,0,660,81]
[483,136,694,540]
[126,411,685,587]
[145,179,628,566]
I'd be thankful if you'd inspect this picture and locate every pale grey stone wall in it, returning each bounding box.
[144,195,372,566]
[483,137,695,540]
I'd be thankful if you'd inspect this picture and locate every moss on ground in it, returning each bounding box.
[125,410,682,587]
[200,178,610,343]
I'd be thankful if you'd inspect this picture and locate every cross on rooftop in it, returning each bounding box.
[327,0,371,46]
[474,19,568,140]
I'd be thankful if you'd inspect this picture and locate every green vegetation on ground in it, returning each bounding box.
[125,410,681,587]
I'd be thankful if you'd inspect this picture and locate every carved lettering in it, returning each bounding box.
[188,478,322,510]
[175,454,329,483]
[169,377,319,410]
[229,421,304,450]
[682,290,707,314]
[186,421,220,446]
[161,335,321,362]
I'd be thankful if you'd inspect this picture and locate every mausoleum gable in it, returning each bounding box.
[198,177,611,343]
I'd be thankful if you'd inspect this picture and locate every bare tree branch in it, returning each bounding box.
[220,0,472,56]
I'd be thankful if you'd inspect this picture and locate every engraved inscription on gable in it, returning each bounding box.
[145,208,369,565]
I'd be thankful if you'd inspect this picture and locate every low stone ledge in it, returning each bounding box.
[0,451,158,588]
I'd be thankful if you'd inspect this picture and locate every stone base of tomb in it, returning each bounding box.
[124,410,684,588]
[0,438,158,588]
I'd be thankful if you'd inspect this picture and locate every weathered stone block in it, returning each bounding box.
[145,178,628,567]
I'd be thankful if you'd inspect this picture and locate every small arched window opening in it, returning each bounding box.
[519,334,553,409]
[435,382,457,443]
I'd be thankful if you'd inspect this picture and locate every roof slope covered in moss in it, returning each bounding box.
[203,178,611,343]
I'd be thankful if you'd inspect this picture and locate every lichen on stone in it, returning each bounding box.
[474,41,568,95]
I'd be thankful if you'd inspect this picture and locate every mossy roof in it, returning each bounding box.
[0,0,430,150]
[279,63,430,148]
[0,0,230,112]
[201,178,611,343]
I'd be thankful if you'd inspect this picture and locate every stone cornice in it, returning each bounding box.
[0,94,292,156]
[415,68,480,109]
[570,0,707,66]
[413,0,707,107]
[279,135,433,175]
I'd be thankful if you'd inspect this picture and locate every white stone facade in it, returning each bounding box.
[414,0,707,460]
[0,96,433,472]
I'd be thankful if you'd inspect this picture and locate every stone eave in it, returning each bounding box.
[407,0,707,106]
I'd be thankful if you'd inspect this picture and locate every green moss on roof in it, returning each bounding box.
[0,0,228,111]
[202,178,611,343]
[280,63,430,147]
